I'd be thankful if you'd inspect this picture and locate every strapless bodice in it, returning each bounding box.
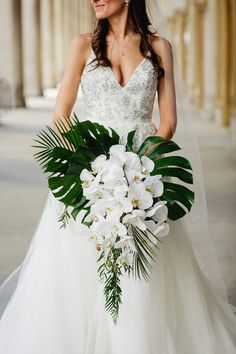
[80,48,159,150]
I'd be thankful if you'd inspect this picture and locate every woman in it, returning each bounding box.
[53,0,176,143]
[0,0,236,353]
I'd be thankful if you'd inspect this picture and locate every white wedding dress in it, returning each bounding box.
[0,47,236,354]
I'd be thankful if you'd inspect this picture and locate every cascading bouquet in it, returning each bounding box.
[32,114,195,324]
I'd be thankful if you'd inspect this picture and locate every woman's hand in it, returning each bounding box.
[144,128,172,156]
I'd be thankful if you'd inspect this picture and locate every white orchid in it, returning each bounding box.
[146,201,168,221]
[91,216,127,239]
[123,151,145,184]
[80,168,95,189]
[82,183,111,205]
[140,155,154,176]
[145,201,170,238]
[114,236,137,266]
[97,233,118,262]
[122,209,147,231]
[128,183,153,210]
[80,169,111,205]
[143,175,164,197]
[87,197,132,223]
[104,177,129,198]
[91,154,107,174]
[109,144,128,165]
[145,219,169,238]
[92,219,128,262]
[100,161,125,184]
[106,197,133,217]
[116,251,135,267]
[114,235,136,251]
[125,151,142,171]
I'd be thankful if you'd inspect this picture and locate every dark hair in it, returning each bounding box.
[90,0,164,81]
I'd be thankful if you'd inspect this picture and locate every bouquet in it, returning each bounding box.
[33,114,195,324]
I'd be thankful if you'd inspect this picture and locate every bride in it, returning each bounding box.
[0,0,236,353]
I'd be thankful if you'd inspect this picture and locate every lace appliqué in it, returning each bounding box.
[80,49,159,151]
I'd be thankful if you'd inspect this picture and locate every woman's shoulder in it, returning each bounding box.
[150,34,172,53]
[70,32,93,49]
[150,34,173,64]
[67,33,93,66]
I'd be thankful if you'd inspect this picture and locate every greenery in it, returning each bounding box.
[33,114,195,224]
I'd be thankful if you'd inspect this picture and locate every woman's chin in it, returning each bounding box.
[95,14,107,20]
[95,12,108,20]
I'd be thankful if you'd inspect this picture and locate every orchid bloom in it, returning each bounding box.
[128,183,153,210]
[143,175,164,198]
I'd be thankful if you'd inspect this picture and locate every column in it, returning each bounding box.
[175,10,187,81]
[52,0,64,85]
[229,0,236,133]
[215,0,230,126]
[40,0,55,89]
[192,0,206,108]
[0,0,24,107]
[21,0,41,97]
[202,0,217,120]
[62,0,79,61]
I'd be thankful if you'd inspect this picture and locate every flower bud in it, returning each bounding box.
[96,244,102,251]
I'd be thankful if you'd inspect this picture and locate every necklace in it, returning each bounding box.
[111,31,135,56]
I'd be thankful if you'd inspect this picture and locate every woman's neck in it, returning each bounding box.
[107,10,134,40]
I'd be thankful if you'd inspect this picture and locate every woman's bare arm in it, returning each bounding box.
[151,36,177,140]
[52,33,92,132]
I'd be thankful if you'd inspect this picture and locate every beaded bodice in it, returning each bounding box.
[80,48,159,150]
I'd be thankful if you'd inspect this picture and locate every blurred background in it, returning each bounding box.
[0,0,235,305]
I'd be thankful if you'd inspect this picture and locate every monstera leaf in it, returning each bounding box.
[131,133,195,221]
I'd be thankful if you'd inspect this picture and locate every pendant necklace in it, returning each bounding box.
[111,31,135,57]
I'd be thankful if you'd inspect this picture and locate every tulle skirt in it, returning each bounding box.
[0,191,236,354]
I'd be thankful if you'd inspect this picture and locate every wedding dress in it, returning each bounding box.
[0,47,236,354]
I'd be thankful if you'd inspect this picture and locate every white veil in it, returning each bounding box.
[146,0,231,303]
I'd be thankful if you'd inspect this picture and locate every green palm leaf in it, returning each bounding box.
[32,117,121,224]
[131,225,159,282]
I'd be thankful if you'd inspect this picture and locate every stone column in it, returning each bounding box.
[229,0,236,133]
[215,0,230,126]
[192,0,206,108]
[202,0,217,120]
[175,10,187,81]
[0,0,24,107]
[21,0,41,97]
[40,0,55,89]
[52,0,64,85]
[62,0,79,61]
